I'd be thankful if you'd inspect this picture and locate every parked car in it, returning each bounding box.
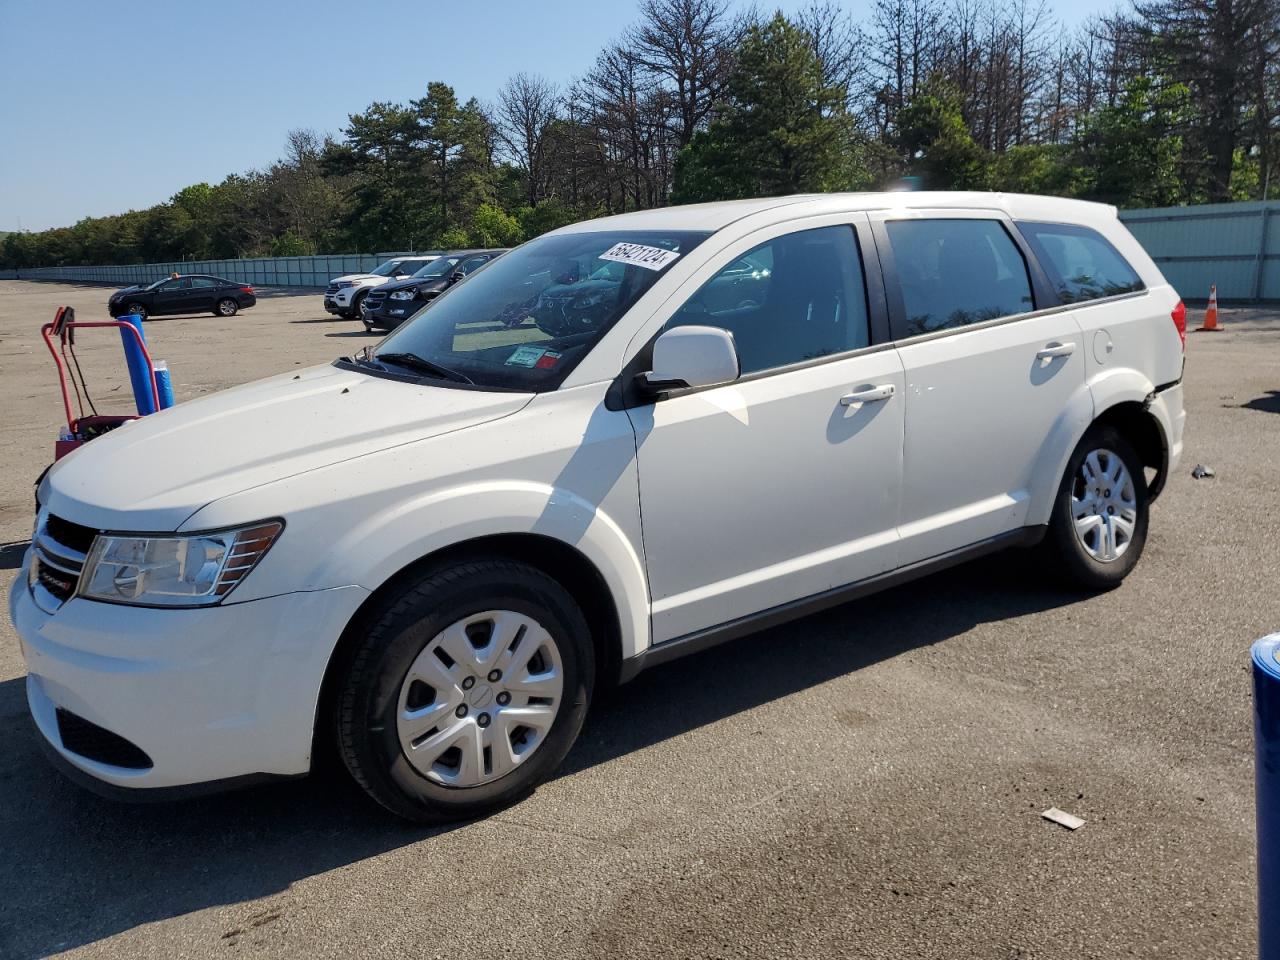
[13,192,1185,823]
[361,249,508,332]
[107,275,257,320]
[323,255,442,319]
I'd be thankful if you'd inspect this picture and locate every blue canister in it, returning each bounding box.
[152,360,175,410]
[1254,633,1280,958]
[116,313,157,415]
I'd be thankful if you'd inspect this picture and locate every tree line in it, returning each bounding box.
[5,0,1279,270]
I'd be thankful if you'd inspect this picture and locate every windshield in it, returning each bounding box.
[411,256,461,279]
[372,230,709,391]
[372,258,431,277]
[145,279,167,291]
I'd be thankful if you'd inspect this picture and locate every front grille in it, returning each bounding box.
[364,290,387,310]
[31,513,96,609]
[55,708,153,769]
[325,282,340,296]
[46,514,96,554]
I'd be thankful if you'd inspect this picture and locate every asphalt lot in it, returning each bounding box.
[0,279,1275,959]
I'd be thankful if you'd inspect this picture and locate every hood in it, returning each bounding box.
[379,275,450,294]
[331,273,383,284]
[43,363,532,532]
[110,284,148,298]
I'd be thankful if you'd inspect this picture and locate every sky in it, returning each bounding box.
[0,0,1118,232]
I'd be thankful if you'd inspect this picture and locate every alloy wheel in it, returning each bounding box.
[1071,448,1138,562]
[395,610,564,787]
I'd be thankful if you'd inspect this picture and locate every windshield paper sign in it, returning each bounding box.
[599,242,681,272]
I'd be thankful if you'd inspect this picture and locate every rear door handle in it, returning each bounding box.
[1035,341,1075,359]
[840,384,896,405]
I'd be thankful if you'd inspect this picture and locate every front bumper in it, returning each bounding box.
[324,290,356,315]
[10,564,369,792]
[364,300,420,330]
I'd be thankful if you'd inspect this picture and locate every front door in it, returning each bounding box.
[151,277,191,316]
[871,210,1086,564]
[628,220,906,644]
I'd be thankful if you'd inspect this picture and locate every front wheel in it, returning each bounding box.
[335,559,594,822]
[124,302,147,321]
[216,298,238,317]
[1043,425,1149,590]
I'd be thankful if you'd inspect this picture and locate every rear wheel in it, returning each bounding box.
[124,302,147,321]
[1044,425,1149,590]
[216,298,238,317]
[334,559,594,822]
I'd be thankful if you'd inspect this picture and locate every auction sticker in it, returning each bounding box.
[599,242,680,271]
[505,345,548,367]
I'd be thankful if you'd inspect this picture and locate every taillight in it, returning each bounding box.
[1171,300,1186,349]
[240,286,254,294]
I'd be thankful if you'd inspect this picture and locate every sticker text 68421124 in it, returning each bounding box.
[599,242,681,272]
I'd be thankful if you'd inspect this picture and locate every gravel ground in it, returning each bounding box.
[0,280,1275,959]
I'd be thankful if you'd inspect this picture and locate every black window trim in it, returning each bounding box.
[871,210,1059,344]
[608,218,892,410]
[1014,218,1147,306]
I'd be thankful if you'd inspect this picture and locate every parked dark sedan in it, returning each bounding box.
[107,275,257,320]
[360,249,506,331]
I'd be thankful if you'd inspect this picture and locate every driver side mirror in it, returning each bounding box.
[641,325,740,392]
[450,271,466,282]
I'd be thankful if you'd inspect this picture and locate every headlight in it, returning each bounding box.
[389,289,416,300]
[79,521,282,607]
[337,280,355,289]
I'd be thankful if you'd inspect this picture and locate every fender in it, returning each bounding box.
[304,480,651,662]
[1025,380,1096,527]
[1026,366,1170,527]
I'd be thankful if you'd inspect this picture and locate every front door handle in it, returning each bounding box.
[1035,341,1075,359]
[840,384,896,405]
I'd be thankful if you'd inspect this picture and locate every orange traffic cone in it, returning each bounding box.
[1198,285,1220,331]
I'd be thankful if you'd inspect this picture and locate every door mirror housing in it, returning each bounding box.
[642,325,740,392]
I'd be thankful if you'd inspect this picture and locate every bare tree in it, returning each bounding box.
[627,0,739,147]
[495,72,561,206]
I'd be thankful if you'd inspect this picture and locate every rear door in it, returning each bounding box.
[870,209,1085,564]
[187,277,218,311]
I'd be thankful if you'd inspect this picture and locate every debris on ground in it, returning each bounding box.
[1042,807,1086,830]
[1192,464,1216,479]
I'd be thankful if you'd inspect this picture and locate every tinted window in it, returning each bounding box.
[886,219,1033,337]
[188,277,216,288]
[459,256,490,275]
[667,225,869,375]
[1019,221,1144,303]
[158,278,187,291]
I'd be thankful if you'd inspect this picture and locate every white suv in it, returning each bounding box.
[12,193,1186,821]
[323,255,440,318]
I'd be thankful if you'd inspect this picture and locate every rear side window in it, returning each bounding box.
[1019,221,1144,304]
[667,225,870,375]
[885,219,1034,337]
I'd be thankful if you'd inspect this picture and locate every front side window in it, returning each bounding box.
[370,230,709,390]
[666,225,869,376]
[1019,221,1144,304]
[886,219,1033,337]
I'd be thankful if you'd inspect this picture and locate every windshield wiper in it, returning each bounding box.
[374,352,474,384]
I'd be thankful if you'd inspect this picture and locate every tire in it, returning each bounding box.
[1043,425,1149,591]
[350,290,368,320]
[124,302,147,321]
[335,559,594,822]
[216,298,238,317]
